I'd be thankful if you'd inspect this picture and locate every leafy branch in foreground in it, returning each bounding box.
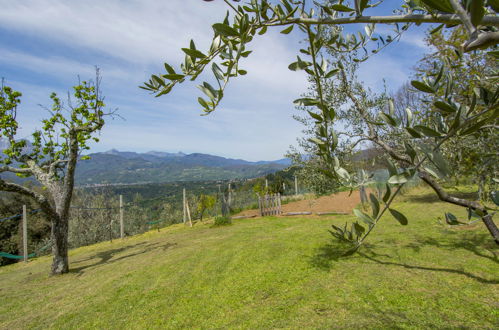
[143,1,499,114]
[146,0,499,249]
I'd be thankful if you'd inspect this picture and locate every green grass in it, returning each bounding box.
[1,187,498,329]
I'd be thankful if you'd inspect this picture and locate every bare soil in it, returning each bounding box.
[236,190,369,218]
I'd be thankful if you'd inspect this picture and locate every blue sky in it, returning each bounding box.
[0,0,430,161]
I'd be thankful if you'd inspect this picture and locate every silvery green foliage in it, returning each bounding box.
[144,0,499,249]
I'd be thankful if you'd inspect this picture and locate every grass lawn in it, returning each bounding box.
[0,187,498,329]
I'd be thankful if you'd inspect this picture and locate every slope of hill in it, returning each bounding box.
[0,187,497,328]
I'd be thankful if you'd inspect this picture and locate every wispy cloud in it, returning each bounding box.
[0,0,427,160]
[0,49,130,80]
[0,0,227,65]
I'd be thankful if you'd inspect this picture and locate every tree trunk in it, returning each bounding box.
[482,213,499,245]
[50,212,69,275]
[49,187,71,275]
[221,192,229,217]
[477,174,486,201]
[419,171,499,245]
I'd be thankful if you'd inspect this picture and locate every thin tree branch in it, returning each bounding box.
[223,0,239,14]
[418,171,481,209]
[449,0,475,34]
[48,159,68,178]
[306,25,330,147]
[482,125,499,129]
[267,14,499,27]
[0,166,32,175]
[0,178,58,220]
[464,31,499,51]
[339,69,413,165]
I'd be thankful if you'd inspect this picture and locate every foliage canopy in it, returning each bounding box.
[145,0,498,250]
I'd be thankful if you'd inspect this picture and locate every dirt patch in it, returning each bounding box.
[236,190,368,218]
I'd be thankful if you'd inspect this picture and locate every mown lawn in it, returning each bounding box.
[0,187,498,329]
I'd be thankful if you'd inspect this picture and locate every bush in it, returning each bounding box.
[213,216,232,227]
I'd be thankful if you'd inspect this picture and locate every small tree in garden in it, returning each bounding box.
[253,181,269,197]
[0,71,112,274]
[197,194,216,221]
[142,0,499,249]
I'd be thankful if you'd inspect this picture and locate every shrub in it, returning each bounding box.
[213,216,232,227]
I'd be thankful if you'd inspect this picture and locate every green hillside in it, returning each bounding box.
[1,187,497,329]
[75,152,288,185]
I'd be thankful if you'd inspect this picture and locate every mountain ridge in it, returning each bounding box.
[76,149,291,185]
[0,139,291,185]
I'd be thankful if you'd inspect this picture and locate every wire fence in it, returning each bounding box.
[0,209,41,222]
[0,182,270,262]
[1,174,399,262]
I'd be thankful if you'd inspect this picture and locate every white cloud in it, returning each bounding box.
[0,0,424,161]
[88,104,303,161]
[239,30,310,98]
[0,0,309,102]
[0,0,227,65]
[0,49,131,81]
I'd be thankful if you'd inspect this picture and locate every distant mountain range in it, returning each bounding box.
[0,139,291,186]
[0,136,389,187]
[75,149,291,185]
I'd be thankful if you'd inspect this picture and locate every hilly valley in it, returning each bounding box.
[75,149,290,185]
[0,139,290,185]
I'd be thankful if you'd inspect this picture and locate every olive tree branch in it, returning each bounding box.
[266,14,499,27]
[448,0,475,35]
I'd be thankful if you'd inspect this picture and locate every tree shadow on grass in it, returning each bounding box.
[308,235,498,284]
[308,243,346,270]
[357,251,498,284]
[69,241,177,276]
[406,231,498,264]
[307,241,385,271]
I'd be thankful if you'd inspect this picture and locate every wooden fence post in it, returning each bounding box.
[277,193,281,215]
[259,194,283,217]
[119,195,124,239]
[183,188,186,224]
[294,176,298,196]
[262,195,266,216]
[265,179,268,189]
[186,199,192,227]
[258,195,263,216]
[22,205,28,262]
